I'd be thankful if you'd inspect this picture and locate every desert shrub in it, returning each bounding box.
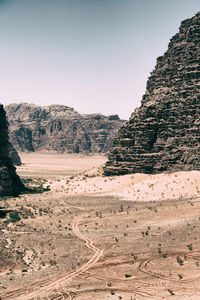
[168,289,175,295]
[176,256,184,265]
[9,211,20,223]
[49,260,57,266]
[187,244,193,251]
[111,291,115,295]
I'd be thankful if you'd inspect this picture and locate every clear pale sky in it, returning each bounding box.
[0,0,199,119]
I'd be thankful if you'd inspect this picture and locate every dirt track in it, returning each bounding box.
[1,154,200,299]
[1,193,200,299]
[0,212,104,300]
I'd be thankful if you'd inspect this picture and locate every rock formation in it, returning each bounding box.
[104,12,200,175]
[6,103,125,154]
[0,104,24,196]
[9,143,22,166]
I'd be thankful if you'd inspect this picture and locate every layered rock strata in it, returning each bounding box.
[0,105,24,196]
[6,103,125,154]
[104,12,200,175]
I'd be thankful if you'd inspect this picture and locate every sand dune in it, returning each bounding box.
[48,167,200,203]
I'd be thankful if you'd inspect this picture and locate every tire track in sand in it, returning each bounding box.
[1,215,104,300]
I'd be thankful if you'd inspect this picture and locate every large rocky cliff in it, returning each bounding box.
[0,105,24,196]
[6,103,125,154]
[104,12,200,175]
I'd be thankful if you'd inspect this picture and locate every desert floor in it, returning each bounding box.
[1,152,200,300]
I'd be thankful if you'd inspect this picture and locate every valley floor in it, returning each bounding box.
[0,152,200,299]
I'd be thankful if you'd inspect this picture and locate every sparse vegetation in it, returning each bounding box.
[9,211,20,223]
[168,289,175,295]
[176,256,184,266]
[125,274,131,278]
[187,244,193,251]
[1,153,200,299]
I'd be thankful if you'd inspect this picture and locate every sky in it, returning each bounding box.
[0,0,199,119]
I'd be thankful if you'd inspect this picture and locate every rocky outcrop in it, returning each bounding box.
[0,105,24,196]
[6,103,125,154]
[104,12,200,175]
[9,143,22,166]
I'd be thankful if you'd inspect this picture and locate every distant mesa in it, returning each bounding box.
[0,104,24,196]
[104,12,200,175]
[5,103,125,154]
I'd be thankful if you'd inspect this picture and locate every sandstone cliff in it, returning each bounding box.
[6,103,125,154]
[0,105,24,196]
[104,12,200,175]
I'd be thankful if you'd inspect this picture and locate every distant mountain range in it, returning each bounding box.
[6,103,126,155]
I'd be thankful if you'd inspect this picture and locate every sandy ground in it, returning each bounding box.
[48,166,200,203]
[0,152,200,299]
[17,151,107,177]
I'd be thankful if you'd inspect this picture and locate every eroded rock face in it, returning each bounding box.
[9,143,22,166]
[104,12,200,175]
[6,103,125,154]
[0,105,24,196]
